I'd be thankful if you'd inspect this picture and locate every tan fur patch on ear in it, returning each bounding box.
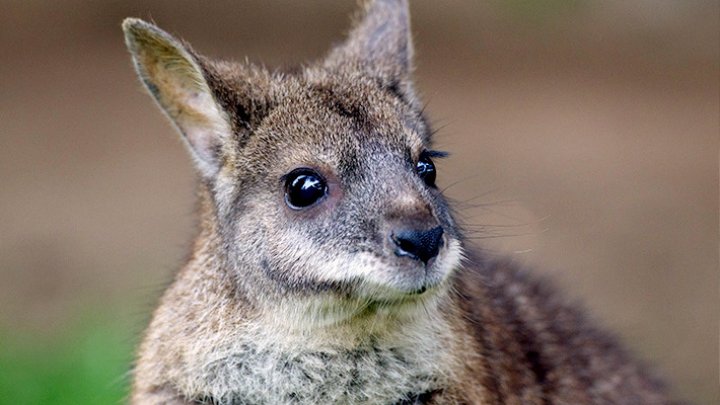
[123,18,231,176]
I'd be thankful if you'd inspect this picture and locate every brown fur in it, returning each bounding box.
[123,1,680,404]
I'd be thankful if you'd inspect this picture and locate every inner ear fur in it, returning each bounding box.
[123,18,232,178]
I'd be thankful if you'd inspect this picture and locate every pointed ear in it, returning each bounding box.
[325,0,414,86]
[122,18,231,178]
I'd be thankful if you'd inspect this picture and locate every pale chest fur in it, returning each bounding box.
[178,306,463,405]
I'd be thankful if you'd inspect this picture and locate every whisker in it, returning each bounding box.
[439,174,484,193]
[464,232,538,240]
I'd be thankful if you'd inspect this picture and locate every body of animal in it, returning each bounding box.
[122,1,679,404]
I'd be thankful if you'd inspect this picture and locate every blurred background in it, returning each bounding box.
[0,0,717,403]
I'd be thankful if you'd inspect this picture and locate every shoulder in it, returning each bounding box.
[450,254,679,404]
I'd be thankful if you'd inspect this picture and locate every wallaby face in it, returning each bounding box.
[124,1,679,404]
[124,1,461,329]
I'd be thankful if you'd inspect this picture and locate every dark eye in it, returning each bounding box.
[284,169,328,209]
[416,153,437,187]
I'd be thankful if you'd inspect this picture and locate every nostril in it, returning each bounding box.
[392,226,444,264]
[395,236,419,257]
[392,233,420,261]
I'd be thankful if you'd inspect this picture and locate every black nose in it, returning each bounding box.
[392,226,444,264]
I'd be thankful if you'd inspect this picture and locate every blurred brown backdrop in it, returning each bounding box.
[0,1,717,403]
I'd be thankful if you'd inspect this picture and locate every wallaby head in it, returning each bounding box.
[123,0,462,329]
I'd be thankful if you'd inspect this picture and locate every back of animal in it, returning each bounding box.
[122,1,680,404]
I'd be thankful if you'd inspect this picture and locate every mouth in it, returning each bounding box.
[409,285,428,295]
[272,235,464,307]
[353,237,464,301]
[284,239,464,326]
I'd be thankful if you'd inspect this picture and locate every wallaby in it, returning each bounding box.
[123,1,679,404]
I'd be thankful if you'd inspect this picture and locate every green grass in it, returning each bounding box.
[0,317,135,405]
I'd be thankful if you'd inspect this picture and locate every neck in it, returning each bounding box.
[194,294,462,404]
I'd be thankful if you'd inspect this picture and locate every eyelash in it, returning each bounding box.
[424,150,449,159]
